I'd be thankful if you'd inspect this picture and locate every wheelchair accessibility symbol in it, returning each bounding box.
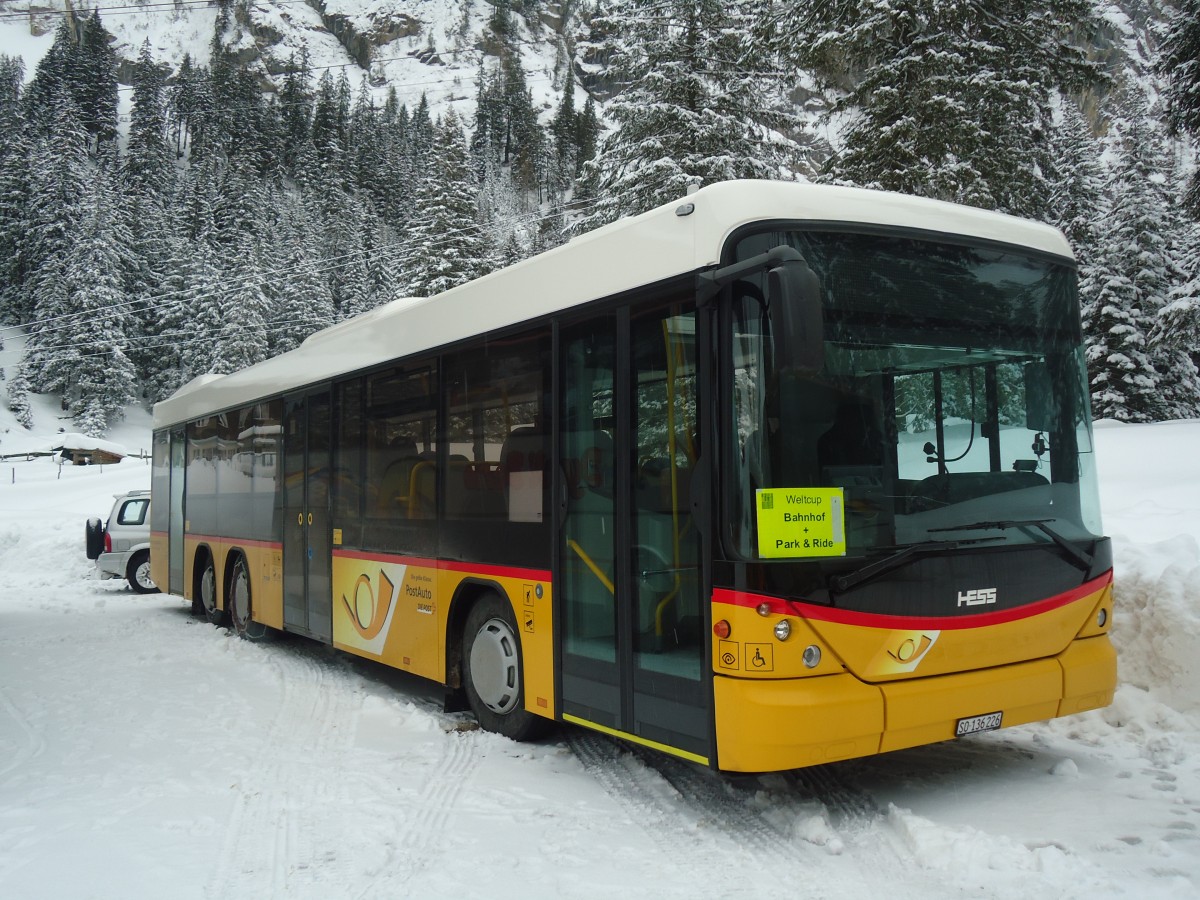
[746,643,774,672]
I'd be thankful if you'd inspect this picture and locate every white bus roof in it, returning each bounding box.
[153,180,1074,429]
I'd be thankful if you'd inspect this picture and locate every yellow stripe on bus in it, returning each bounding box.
[562,713,709,766]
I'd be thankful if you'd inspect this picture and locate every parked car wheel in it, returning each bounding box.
[126,549,159,594]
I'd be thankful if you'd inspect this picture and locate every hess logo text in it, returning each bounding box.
[957,587,997,607]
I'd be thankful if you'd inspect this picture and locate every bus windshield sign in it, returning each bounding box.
[755,487,846,558]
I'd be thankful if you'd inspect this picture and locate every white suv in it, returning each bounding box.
[86,489,159,594]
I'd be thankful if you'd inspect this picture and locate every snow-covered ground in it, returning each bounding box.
[1,372,1198,898]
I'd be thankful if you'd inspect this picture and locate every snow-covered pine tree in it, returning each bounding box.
[60,176,137,436]
[0,55,30,322]
[75,10,119,155]
[1046,100,1108,400]
[311,69,351,178]
[550,65,582,194]
[479,152,535,262]
[269,195,336,354]
[349,77,384,200]
[1086,101,1177,422]
[403,109,493,297]
[377,94,413,228]
[124,41,171,197]
[143,227,196,402]
[1158,220,1200,418]
[1149,146,1200,420]
[6,365,33,430]
[212,232,270,374]
[572,0,803,232]
[764,0,1102,217]
[121,41,176,391]
[165,54,210,160]
[1161,0,1200,214]
[20,89,93,388]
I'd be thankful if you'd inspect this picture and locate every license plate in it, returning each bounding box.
[955,711,1003,737]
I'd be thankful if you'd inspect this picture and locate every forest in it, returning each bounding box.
[0,0,1198,436]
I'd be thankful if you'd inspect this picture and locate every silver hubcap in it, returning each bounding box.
[469,618,520,714]
[232,567,250,626]
[135,560,155,590]
[200,567,216,614]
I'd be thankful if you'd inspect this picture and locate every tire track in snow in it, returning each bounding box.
[205,642,361,900]
[352,728,482,899]
[567,731,905,897]
[0,684,45,782]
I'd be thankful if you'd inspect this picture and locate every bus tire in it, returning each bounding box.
[229,555,269,642]
[126,550,159,594]
[198,556,227,627]
[462,593,547,741]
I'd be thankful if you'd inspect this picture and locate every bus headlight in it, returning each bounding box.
[774,619,791,641]
[1097,608,1108,628]
[803,645,822,668]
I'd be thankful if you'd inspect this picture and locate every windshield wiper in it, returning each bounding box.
[829,538,989,594]
[926,519,1093,571]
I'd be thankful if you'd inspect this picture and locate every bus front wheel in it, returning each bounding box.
[462,593,546,741]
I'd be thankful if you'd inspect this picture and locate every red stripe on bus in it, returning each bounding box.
[185,534,283,550]
[332,548,550,582]
[712,570,1112,631]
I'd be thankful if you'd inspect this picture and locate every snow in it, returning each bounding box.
[2,385,1200,895]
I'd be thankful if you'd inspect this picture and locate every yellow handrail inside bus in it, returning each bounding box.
[567,539,615,595]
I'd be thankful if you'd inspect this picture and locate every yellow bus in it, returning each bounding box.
[150,180,1116,772]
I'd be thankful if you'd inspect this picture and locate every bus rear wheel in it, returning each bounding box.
[229,555,269,642]
[462,593,547,741]
[197,557,227,626]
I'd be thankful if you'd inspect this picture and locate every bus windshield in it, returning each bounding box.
[727,228,1103,560]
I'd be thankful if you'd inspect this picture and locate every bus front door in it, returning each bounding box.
[558,301,710,763]
[283,389,333,642]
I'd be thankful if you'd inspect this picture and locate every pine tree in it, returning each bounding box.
[764,0,1102,217]
[1161,0,1200,214]
[6,365,33,429]
[166,54,208,159]
[269,195,336,353]
[22,19,75,138]
[1158,221,1200,418]
[21,90,93,386]
[76,10,119,154]
[573,0,803,231]
[143,227,196,401]
[1046,100,1108,409]
[61,179,137,436]
[0,55,30,323]
[279,52,314,176]
[124,41,171,197]
[403,110,493,297]
[1086,104,1177,421]
[212,232,270,373]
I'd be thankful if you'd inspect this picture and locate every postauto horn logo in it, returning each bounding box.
[343,570,394,640]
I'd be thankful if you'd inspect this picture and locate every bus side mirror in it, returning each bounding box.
[770,258,825,373]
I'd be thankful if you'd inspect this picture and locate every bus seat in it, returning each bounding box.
[375,440,418,514]
[408,460,436,519]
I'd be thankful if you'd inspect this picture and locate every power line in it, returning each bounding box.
[0,0,310,23]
